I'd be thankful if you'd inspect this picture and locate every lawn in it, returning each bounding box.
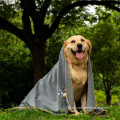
[0,105,120,120]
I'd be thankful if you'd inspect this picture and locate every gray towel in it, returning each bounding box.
[19,47,105,115]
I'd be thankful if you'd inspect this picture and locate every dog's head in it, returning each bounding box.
[64,35,92,60]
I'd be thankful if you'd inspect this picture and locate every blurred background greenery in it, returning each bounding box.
[0,0,120,108]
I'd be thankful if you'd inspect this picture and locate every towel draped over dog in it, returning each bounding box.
[19,47,104,115]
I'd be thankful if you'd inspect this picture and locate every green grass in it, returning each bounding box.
[0,105,120,120]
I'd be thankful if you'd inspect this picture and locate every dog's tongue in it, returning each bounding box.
[76,52,83,59]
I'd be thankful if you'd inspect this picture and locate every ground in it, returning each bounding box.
[0,105,120,120]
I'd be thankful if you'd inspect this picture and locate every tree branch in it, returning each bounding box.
[0,17,25,41]
[103,76,107,93]
[21,0,36,12]
[22,10,33,36]
[39,0,52,24]
[30,0,52,37]
[21,0,34,36]
[21,0,48,37]
[105,4,120,12]
[49,1,120,37]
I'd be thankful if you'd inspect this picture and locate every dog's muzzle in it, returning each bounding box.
[71,44,85,59]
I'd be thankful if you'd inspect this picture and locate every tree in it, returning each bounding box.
[0,0,120,84]
[88,11,120,105]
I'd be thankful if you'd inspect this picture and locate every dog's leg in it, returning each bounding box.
[73,102,81,115]
[81,92,87,113]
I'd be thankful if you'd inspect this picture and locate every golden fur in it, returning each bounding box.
[64,35,92,115]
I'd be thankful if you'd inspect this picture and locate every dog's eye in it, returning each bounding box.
[81,39,85,42]
[71,40,75,43]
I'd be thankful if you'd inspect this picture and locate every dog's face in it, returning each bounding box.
[64,35,92,61]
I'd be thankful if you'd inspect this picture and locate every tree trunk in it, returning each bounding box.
[30,38,46,85]
[106,89,111,105]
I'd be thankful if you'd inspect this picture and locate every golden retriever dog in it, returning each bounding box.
[64,35,92,115]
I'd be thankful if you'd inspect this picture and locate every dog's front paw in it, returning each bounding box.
[82,109,87,113]
[74,110,82,116]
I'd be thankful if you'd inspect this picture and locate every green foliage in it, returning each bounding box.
[45,28,63,71]
[0,30,33,108]
[46,0,92,27]
[93,75,104,91]
[111,95,119,105]
[0,1,16,19]
[89,11,120,97]
[95,90,106,104]
[95,90,119,104]
[111,87,120,99]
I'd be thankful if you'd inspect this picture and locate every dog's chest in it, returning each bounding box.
[69,64,88,85]
[69,64,88,102]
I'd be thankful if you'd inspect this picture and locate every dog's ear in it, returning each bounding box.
[86,39,92,56]
[63,40,68,48]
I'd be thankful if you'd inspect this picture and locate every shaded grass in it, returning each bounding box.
[0,105,120,120]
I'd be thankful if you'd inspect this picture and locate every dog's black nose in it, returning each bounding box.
[77,43,82,49]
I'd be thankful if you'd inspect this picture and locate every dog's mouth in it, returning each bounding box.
[71,49,85,59]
